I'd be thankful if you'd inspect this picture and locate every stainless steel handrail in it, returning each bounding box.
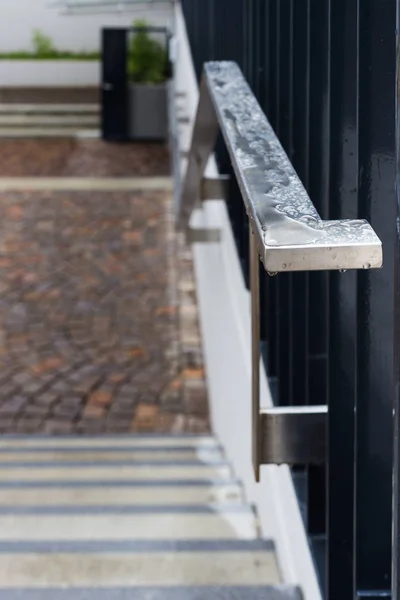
[177,61,382,273]
[177,61,383,478]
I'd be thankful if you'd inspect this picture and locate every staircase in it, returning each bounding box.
[0,434,301,599]
[0,104,100,139]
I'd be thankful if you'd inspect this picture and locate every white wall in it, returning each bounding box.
[0,61,100,87]
[0,0,173,53]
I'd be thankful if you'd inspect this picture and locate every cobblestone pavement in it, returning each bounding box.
[0,189,209,434]
[0,140,170,177]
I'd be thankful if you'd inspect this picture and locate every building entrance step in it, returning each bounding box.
[0,104,100,114]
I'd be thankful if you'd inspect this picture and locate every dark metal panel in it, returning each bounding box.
[246,0,254,87]
[278,0,293,158]
[308,0,330,406]
[307,0,330,540]
[242,0,250,80]
[268,0,279,131]
[289,0,313,555]
[266,0,278,377]
[212,0,247,282]
[190,0,201,80]
[328,0,359,596]
[195,0,213,74]
[210,0,225,61]
[212,0,245,65]
[101,28,128,141]
[276,0,293,407]
[258,0,271,352]
[181,1,196,70]
[393,4,400,599]
[179,6,399,597]
[290,0,309,410]
[355,0,396,595]
[255,0,267,106]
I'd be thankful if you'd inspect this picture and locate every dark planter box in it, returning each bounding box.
[128,82,168,141]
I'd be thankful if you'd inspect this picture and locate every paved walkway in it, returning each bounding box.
[0,140,169,177]
[0,142,208,435]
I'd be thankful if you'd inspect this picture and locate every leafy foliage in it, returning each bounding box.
[32,30,56,57]
[127,20,168,84]
[0,30,100,61]
[0,51,100,60]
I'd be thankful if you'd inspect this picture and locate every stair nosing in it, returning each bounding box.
[0,460,229,468]
[0,445,221,454]
[0,503,252,516]
[0,539,275,553]
[0,479,240,488]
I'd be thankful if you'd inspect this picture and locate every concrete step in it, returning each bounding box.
[0,511,258,541]
[0,103,100,114]
[0,463,232,483]
[0,587,302,600]
[0,435,218,449]
[0,548,280,587]
[0,448,224,464]
[0,87,99,105]
[0,482,243,506]
[0,177,173,192]
[0,435,291,598]
[0,115,99,127]
[0,102,101,139]
[0,128,100,139]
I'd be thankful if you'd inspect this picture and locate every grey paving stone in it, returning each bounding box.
[0,180,209,434]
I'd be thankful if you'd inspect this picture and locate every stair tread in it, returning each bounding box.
[0,504,252,515]
[0,128,100,139]
[0,539,273,552]
[0,449,222,463]
[0,588,301,600]
[0,464,231,482]
[0,104,99,113]
[0,513,259,541]
[0,551,280,587]
[0,459,227,467]
[0,482,242,507]
[0,435,286,597]
[0,435,217,449]
[0,116,99,125]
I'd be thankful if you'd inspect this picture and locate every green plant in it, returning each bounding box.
[32,30,56,57]
[0,50,100,60]
[127,20,168,84]
[0,29,100,61]
[0,51,100,61]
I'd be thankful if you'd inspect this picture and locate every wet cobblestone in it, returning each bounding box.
[0,189,209,434]
[0,140,170,177]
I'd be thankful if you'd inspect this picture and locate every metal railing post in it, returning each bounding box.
[250,230,261,482]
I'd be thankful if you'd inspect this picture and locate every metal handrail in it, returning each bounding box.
[177,61,382,274]
[177,61,383,479]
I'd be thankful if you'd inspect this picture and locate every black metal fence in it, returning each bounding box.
[181,1,399,598]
